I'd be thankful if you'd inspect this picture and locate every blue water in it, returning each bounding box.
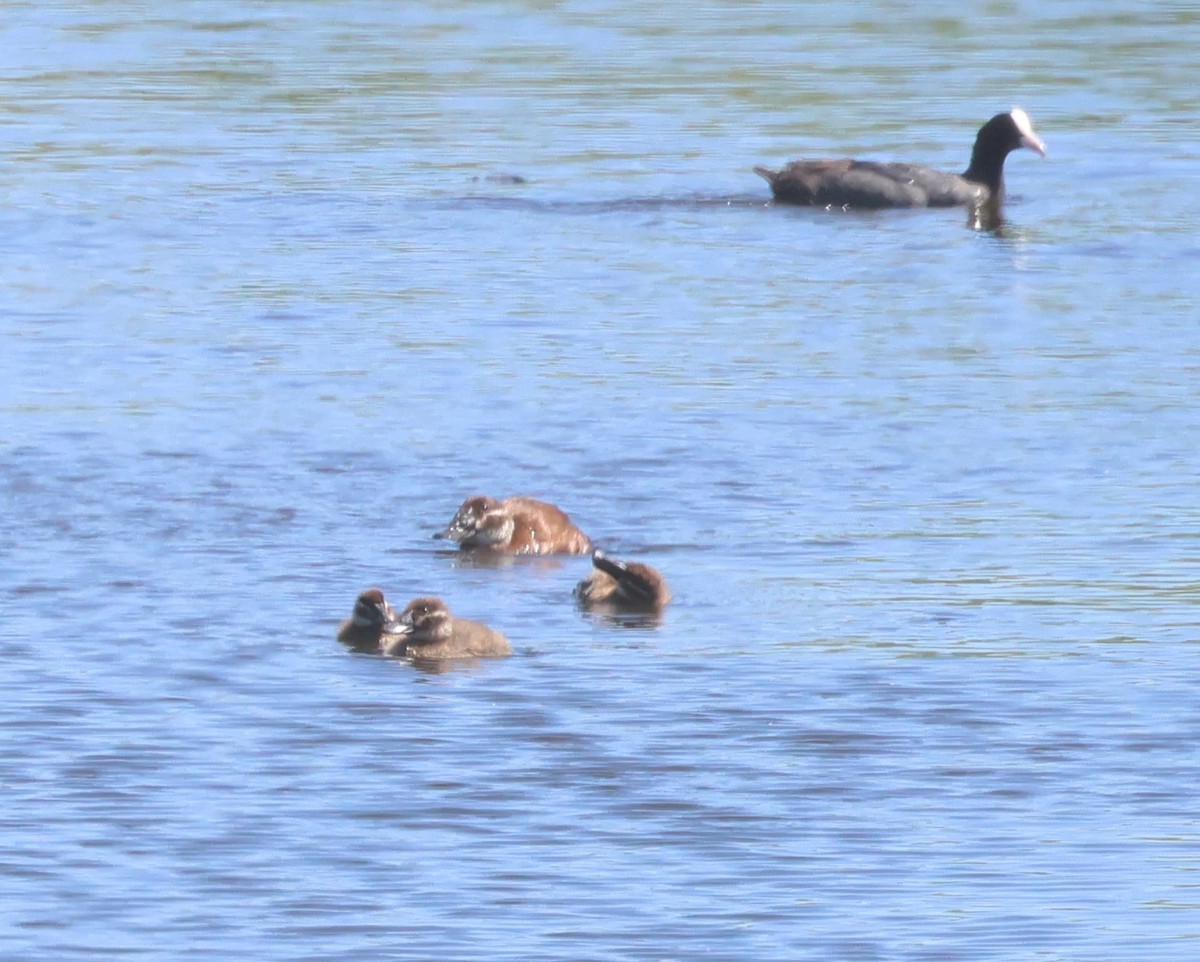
[2,2,1198,959]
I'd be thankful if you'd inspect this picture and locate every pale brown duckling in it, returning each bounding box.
[433,495,592,555]
[575,550,672,612]
[382,596,512,660]
[336,587,398,654]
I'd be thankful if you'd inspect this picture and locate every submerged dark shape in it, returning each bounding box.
[470,172,528,185]
[754,108,1045,229]
[575,550,672,612]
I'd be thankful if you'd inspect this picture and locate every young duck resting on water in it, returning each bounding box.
[754,108,1046,229]
[433,495,592,555]
[336,587,398,654]
[382,597,512,660]
[575,550,672,612]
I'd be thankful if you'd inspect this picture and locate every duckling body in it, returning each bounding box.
[383,596,512,660]
[575,550,671,612]
[434,495,592,555]
[337,588,398,654]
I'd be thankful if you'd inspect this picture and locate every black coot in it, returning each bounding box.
[754,108,1045,228]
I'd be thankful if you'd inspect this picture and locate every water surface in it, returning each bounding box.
[2,2,1198,960]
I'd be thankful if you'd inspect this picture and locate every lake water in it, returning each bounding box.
[2,1,1198,959]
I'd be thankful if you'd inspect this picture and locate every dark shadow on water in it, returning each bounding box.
[426,192,772,217]
[431,190,1025,236]
[416,175,1055,236]
[578,605,665,631]
[434,548,575,573]
[985,221,1040,244]
[350,644,508,676]
[404,654,497,676]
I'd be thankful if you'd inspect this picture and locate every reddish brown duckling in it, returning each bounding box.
[336,587,398,654]
[433,495,592,555]
[382,597,512,660]
[575,550,672,612]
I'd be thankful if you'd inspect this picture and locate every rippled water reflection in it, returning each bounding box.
[2,2,1198,959]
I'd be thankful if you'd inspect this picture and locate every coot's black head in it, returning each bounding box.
[983,108,1046,157]
[965,108,1046,189]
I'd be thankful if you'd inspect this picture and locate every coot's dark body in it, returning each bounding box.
[754,109,1045,228]
[755,158,984,209]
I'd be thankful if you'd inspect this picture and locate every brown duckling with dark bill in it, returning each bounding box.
[433,495,592,555]
[337,587,398,654]
[575,550,672,612]
[754,108,1045,229]
[382,597,512,660]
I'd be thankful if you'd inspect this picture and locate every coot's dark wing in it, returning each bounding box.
[898,165,986,207]
[756,159,983,209]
